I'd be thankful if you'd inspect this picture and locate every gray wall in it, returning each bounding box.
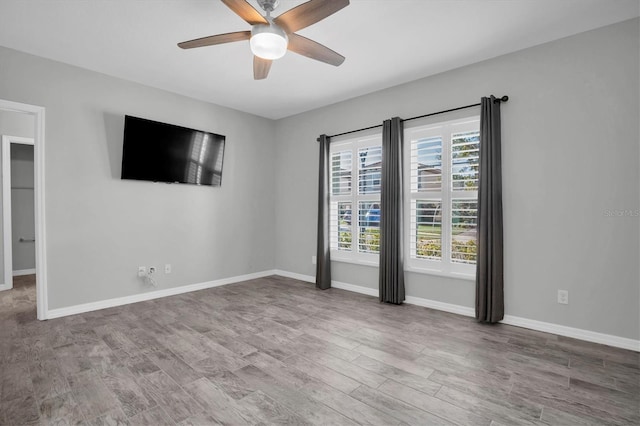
[0,46,277,309]
[274,19,640,340]
[0,111,34,282]
[11,144,35,271]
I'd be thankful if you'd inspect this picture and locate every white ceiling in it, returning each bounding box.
[0,0,638,119]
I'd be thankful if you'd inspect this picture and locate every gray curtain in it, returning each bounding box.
[316,134,331,290]
[475,96,504,322]
[379,117,405,304]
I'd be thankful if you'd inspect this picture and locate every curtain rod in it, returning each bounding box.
[324,95,508,139]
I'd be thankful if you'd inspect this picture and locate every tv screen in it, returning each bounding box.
[121,115,225,186]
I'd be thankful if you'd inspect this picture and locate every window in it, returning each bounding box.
[327,117,478,278]
[329,135,382,263]
[405,117,479,275]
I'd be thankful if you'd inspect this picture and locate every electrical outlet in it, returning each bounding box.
[557,290,569,305]
[165,264,172,274]
[311,256,317,265]
[149,266,156,275]
[138,266,146,277]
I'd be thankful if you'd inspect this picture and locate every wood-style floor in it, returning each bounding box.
[0,275,638,425]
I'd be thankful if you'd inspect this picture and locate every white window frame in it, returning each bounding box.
[404,116,480,279]
[329,134,382,265]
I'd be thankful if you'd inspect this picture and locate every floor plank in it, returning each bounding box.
[378,379,492,425]
[350,384,455,425]
[283,354,362,393]
[233,364,357,425]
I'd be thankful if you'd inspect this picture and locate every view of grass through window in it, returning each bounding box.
[358,201,380,253]
[415,200,442,259]
[337,202,352,250]
[451,200,478,263]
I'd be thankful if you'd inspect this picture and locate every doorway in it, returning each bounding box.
[0,99,47,320]
[2,135,35,292]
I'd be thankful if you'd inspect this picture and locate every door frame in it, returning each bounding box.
[0,99,47,320]
[2,135,35,291]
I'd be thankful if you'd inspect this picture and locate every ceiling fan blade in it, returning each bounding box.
[274,0,349,33]
[178,31,251,49]
[287,33,345,66]
[254,56,272,80]
[221,0,268,25]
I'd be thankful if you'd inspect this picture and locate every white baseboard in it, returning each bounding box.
[405,295,476,317]
[273,270,640,352]
[273,269,314,284]
[13,268,35,276]
[500,315,640,352]
[46,270,275,320]
[273,270,381,297]
[332,280,379,297]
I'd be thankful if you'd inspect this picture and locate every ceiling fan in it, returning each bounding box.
[178,0,349,80]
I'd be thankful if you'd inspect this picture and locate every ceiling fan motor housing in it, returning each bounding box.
[257,0,279,13]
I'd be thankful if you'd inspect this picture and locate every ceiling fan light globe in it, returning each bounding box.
[250,25,288,60]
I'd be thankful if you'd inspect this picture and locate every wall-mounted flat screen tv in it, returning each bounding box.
[121,115,226,186]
